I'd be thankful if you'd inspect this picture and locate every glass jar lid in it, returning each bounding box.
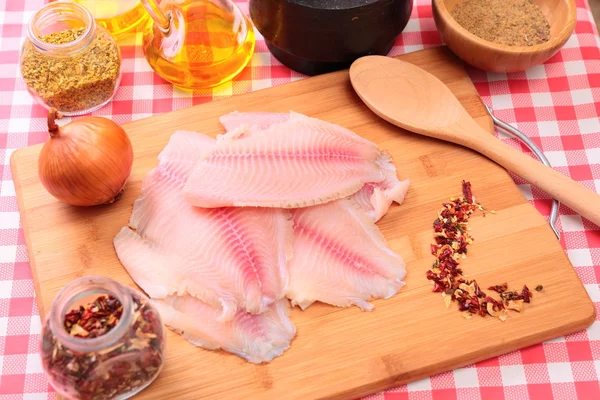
[27,0,97,56]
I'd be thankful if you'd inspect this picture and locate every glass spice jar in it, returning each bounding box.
[19,0,122,116]
[40,276,166,400]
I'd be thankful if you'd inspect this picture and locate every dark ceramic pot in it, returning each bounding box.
[249,0,413,75]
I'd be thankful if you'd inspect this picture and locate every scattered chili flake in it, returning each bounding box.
[41,293,164,400]
[488,283,508,294]
[462,180,473,203]
[521,285,532,303]
[425,182,541,322]
[535,285,544,292]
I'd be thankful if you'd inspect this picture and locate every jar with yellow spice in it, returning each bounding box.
[19,0,122,116]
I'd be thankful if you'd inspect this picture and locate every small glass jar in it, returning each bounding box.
[40,276,166,400]
[19,0,122,116]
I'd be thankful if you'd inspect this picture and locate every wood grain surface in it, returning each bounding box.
[11,47,595,400]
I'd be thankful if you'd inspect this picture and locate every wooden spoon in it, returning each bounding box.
[349,55,600,227]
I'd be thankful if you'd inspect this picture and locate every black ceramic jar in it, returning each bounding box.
[249,0,413,75]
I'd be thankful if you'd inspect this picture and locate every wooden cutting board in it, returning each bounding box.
[11,47,595,400]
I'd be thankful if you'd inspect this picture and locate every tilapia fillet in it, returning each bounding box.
[286,198,407,311]
[220,111,290,132]
[183,111,388,208]
[352,153,410,222]
[153,296,296,364]
[113,131,293,322]
[216,111,410,221]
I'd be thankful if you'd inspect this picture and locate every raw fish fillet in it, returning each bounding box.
[153,296,295,364]
[216,111,410,221]
[114,131,293,322]
[154,129,216,168]
[352,153,411,222]
[219,111,290,132]
[286,198,407,311]
[183,111,387,208]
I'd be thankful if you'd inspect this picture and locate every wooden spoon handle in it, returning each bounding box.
[464,124,600,228]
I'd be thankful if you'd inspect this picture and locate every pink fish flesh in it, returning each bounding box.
[219,111,290,132]
[153,296,296,364]
[286,198,407,311]
[183,111,387,209]
[114,131,293,322]
[214,111,410,221]
[352,153,410,222]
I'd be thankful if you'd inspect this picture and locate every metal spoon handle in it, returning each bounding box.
[484,105,560,240]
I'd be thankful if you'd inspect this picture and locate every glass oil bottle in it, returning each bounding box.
[73,1,152,40]
[140,0,256,89]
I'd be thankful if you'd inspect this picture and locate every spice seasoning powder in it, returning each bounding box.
[450,0,551,46]
[20,27,120,113]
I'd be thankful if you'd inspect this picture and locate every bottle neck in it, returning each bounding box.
[49,276,134,353]
[27,0,96,56]
[139,0,171,33]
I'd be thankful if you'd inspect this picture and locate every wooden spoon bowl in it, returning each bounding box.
[432,0,576,72]
[349,55,600,227]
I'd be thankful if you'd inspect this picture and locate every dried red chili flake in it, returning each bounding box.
[426,181,541,322]
[521,285,532,303]
[64,295,123,339]
[488,283,508,294]
[432,282,445,292]
[499,290,520,301]
[430,244,439,255]
[473,281,486,298]
[462,180,473,203]
[426,270,437,281]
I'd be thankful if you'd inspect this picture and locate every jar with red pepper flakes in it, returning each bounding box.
[40,276,165,400]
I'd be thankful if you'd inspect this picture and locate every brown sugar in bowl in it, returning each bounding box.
[432,0,577,73]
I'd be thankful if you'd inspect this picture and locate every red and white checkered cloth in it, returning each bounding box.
[0,0,599,398]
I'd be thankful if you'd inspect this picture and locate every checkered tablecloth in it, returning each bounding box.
[1,0,599,398]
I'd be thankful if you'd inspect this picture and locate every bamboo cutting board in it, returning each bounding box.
[11,47,595,400]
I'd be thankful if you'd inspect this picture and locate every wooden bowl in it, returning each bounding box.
[432,0,576,72]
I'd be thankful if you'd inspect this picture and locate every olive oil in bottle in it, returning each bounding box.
[141,0,255,89]
[74,0,152,39]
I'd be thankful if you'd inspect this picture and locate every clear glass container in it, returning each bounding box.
[40,276,166,400]
[140,0,256,89]
[19,1,122,116]
[73,0,152,40]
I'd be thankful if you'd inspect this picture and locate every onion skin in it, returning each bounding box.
[38,109,134,207]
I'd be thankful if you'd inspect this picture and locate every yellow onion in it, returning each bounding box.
[38,108,134,206]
